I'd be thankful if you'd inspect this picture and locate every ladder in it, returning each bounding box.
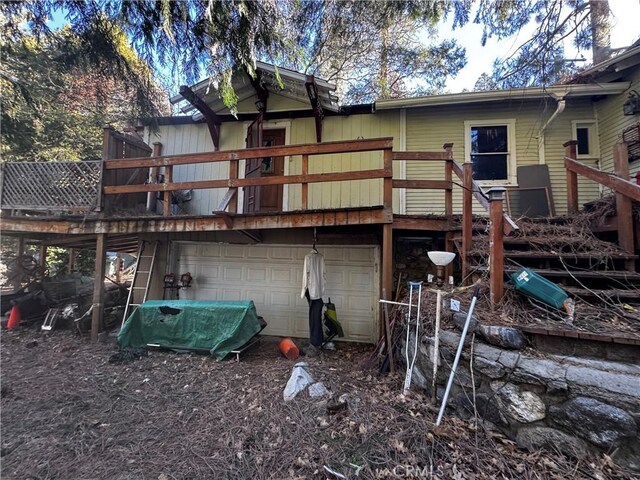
[123,240,159,322]
[42,307,61,331]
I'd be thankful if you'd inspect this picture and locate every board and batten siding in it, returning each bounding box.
[147,108,401,215]
[404,98,599,216]
[595,67,640,177]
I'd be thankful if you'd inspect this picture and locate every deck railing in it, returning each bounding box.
[564,140,639,270]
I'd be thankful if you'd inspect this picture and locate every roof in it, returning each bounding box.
[375,83,631,110]
[170,62,339,118]
[565,42,640,84]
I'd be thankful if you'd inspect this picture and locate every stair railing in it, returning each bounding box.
[564,140,639,271]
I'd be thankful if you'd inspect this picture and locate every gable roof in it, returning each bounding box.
[170,62,339,117]
[565,41,640,84]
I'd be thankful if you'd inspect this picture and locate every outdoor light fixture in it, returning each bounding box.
[163,273,176,287]
[255,99,266,113]
[180,272,193,288]
[427,251,456,287]
[623,90,640,116]
[487,186,506,201]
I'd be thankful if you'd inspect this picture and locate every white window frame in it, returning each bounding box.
[571,120,599,159]
[464,119,517,185]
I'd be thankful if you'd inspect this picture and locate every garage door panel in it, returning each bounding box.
[175,243,378,342]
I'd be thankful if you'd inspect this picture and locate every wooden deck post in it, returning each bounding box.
[228,158,238,214]
[382,224,393,304]
[462,162,473,285]
[564,140,579,214]
[91,233,107,342]
[68,248,75,274]
[38,245,47,270]
[443,143,454,217]
[613,143,635,271]
[488,187,506,307]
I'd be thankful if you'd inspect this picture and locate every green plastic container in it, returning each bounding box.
[511,268,568,309]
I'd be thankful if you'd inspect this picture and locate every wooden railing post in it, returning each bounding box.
[383,148,393,210]
[302,154,309,210]
[228,158,238,213]
[148,142,162,212]
[443,143,453,217]
[488,187,506,307]
[564,140,579,214]
[163,164,173,216]
[462,162,473,285]
[614,143,635,271]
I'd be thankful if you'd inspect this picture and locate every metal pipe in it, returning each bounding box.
[431,289,442,403]
[403,281,423,395]
[436,286,480,426]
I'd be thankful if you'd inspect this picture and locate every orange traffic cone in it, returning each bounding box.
[7,305,21,329]
[279,337,300,360]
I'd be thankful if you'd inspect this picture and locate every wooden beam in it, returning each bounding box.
[179,85,221,149]
[305,75,323,142]
[382,224,393,303]
[68,248,75,273]
[383,149,393,210]
[613,143,635,271]
[244,68,269,116]
[0,207,392,235]
[103,138,395,170]
[215,188,238,213]
[451,160,518,235]
[391,215,452,231]
[565,156,640,203]
[392,180,451,190]
[104,168,392,195]
[91,233,107,342]
[462,162,473,285]
[564,141,579,214]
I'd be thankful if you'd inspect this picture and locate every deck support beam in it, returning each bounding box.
[614,143,635,271]
[179,85,221,150]
[91,233,107,342]
[382,223,393,307]
[305,75,324,142]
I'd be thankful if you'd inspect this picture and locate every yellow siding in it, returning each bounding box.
[596,67,640,177]
[404,98,599,215]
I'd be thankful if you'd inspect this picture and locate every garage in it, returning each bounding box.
[172,243,380,343]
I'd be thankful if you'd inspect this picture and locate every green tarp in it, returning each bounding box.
[117,300,262,359]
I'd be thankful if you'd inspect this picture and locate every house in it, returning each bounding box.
[2,45,639,343]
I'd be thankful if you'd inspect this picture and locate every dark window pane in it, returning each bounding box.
[576,127,590,155]
[471,154,508,180]
[471,126,508,153]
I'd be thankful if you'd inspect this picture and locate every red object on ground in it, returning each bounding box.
[7,305,21,329]
[279,337,300,360]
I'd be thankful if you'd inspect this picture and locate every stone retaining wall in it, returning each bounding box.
[406,329,640,471]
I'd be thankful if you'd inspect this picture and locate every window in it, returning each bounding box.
[572,120,599,158]
[464,119,516,183]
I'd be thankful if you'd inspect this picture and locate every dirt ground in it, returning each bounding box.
[1,326,635,480]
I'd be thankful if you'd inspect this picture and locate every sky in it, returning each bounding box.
[443,0,640,92]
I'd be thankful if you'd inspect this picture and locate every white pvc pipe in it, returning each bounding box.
[436,290,479,426]
[431,289,442,402]
[403,282,423,395]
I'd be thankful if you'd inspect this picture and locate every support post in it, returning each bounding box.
[301,154,309,210]
[228,159,238,214]
[488,187,505,307]
[462,162,473,285]
[382,224,393,306]
[564,140,579,214]
[68,248,75,274]
[147,142,162,212]
[17,236,25,257]
[91,233,107,342]
[613,143,635,271]
[38,245,47,270]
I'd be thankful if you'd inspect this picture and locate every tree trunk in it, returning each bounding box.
[590,0,611,64]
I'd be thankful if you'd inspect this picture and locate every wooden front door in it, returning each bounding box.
[244,128,285,213]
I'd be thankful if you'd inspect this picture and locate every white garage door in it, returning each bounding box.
[174,243,379,343]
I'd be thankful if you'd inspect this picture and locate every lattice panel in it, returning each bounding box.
[1,161,102,211]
